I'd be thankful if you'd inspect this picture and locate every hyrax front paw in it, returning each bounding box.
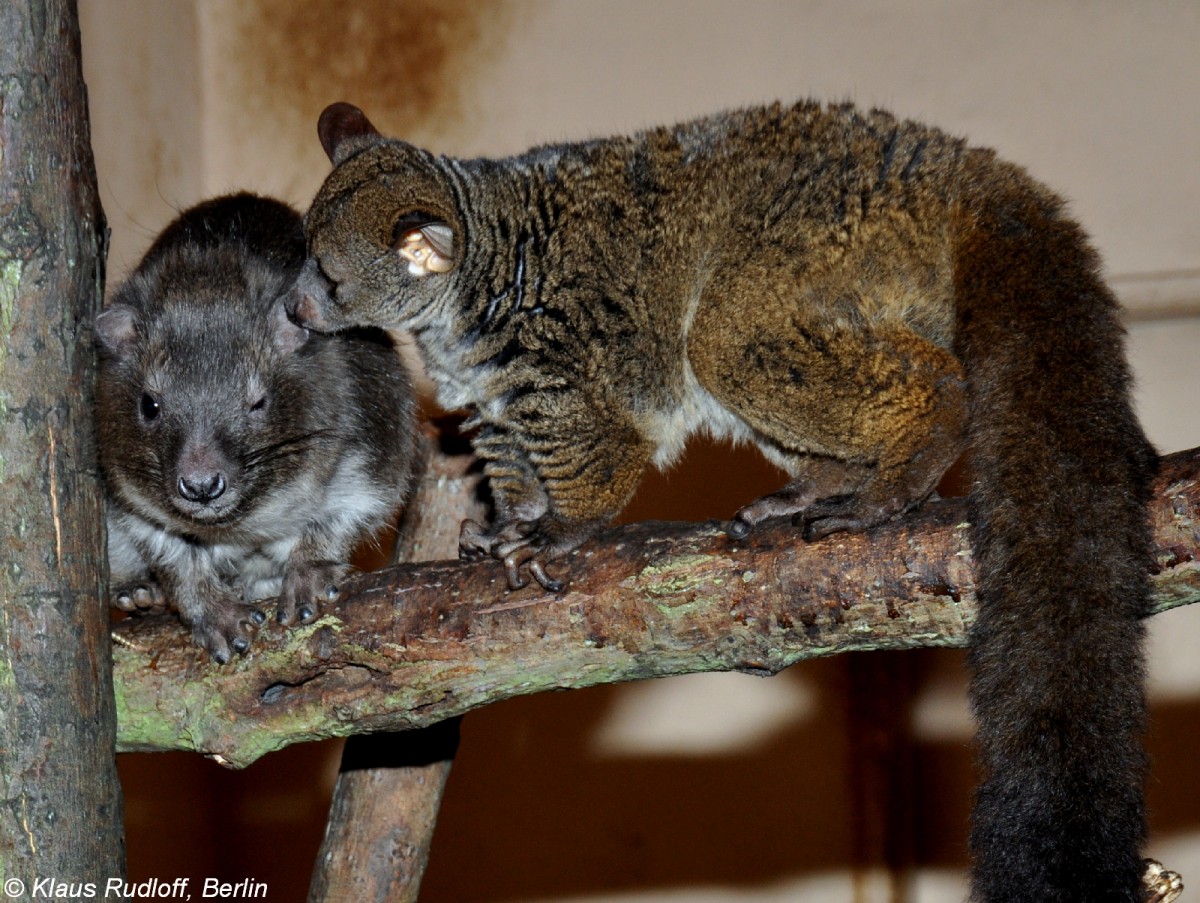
[111,580,168,615]
[188,596,267,665]
[277,559,345,627]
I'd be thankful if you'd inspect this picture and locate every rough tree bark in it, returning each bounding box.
[0,0,124,891]
[112,446,1200,769]
[308,433,479,903]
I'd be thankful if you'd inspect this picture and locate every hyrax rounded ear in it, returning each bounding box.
[392,213,456,276]
[94,305,139,358]
[272,299,310,354]
[318,102,383,166]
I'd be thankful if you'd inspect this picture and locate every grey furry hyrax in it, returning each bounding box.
[97,193,416,663]
[289,101,1158,902]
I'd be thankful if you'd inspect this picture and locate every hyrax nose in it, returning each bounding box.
[178,470,227,503]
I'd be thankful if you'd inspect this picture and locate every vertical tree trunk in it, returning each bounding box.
[0,0,124,891]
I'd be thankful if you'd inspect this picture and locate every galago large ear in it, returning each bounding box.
[318,102,383,166]
[392,213,456,276]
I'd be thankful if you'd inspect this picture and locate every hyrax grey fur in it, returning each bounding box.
[97,193,416,662]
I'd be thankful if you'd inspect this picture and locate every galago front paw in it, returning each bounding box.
[460,515,600,593]
[458,518,533,562]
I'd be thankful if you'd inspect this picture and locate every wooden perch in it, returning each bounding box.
[112,446,1200,769]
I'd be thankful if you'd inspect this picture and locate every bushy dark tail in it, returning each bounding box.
[953,154,1158,903]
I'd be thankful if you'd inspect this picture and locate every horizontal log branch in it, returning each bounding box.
[112,447,1200,768]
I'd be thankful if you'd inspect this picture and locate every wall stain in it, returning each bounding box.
[226,0,520,149]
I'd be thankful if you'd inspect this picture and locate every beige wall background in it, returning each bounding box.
[79,2,1200,901]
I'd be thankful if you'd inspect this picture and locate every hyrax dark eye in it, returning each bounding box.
[249,395,268,413]
[139,393,161,421]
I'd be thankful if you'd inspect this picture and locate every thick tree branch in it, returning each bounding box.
[112,446,1200,769]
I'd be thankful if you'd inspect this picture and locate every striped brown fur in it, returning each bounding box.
[290,101,1156,901]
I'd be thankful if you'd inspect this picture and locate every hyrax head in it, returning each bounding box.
[96,247,322,536]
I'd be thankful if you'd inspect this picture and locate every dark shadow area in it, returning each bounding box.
[120,742,338,900]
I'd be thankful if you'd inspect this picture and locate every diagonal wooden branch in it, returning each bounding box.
[308,431,480,903]
[112,446,1200,770]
